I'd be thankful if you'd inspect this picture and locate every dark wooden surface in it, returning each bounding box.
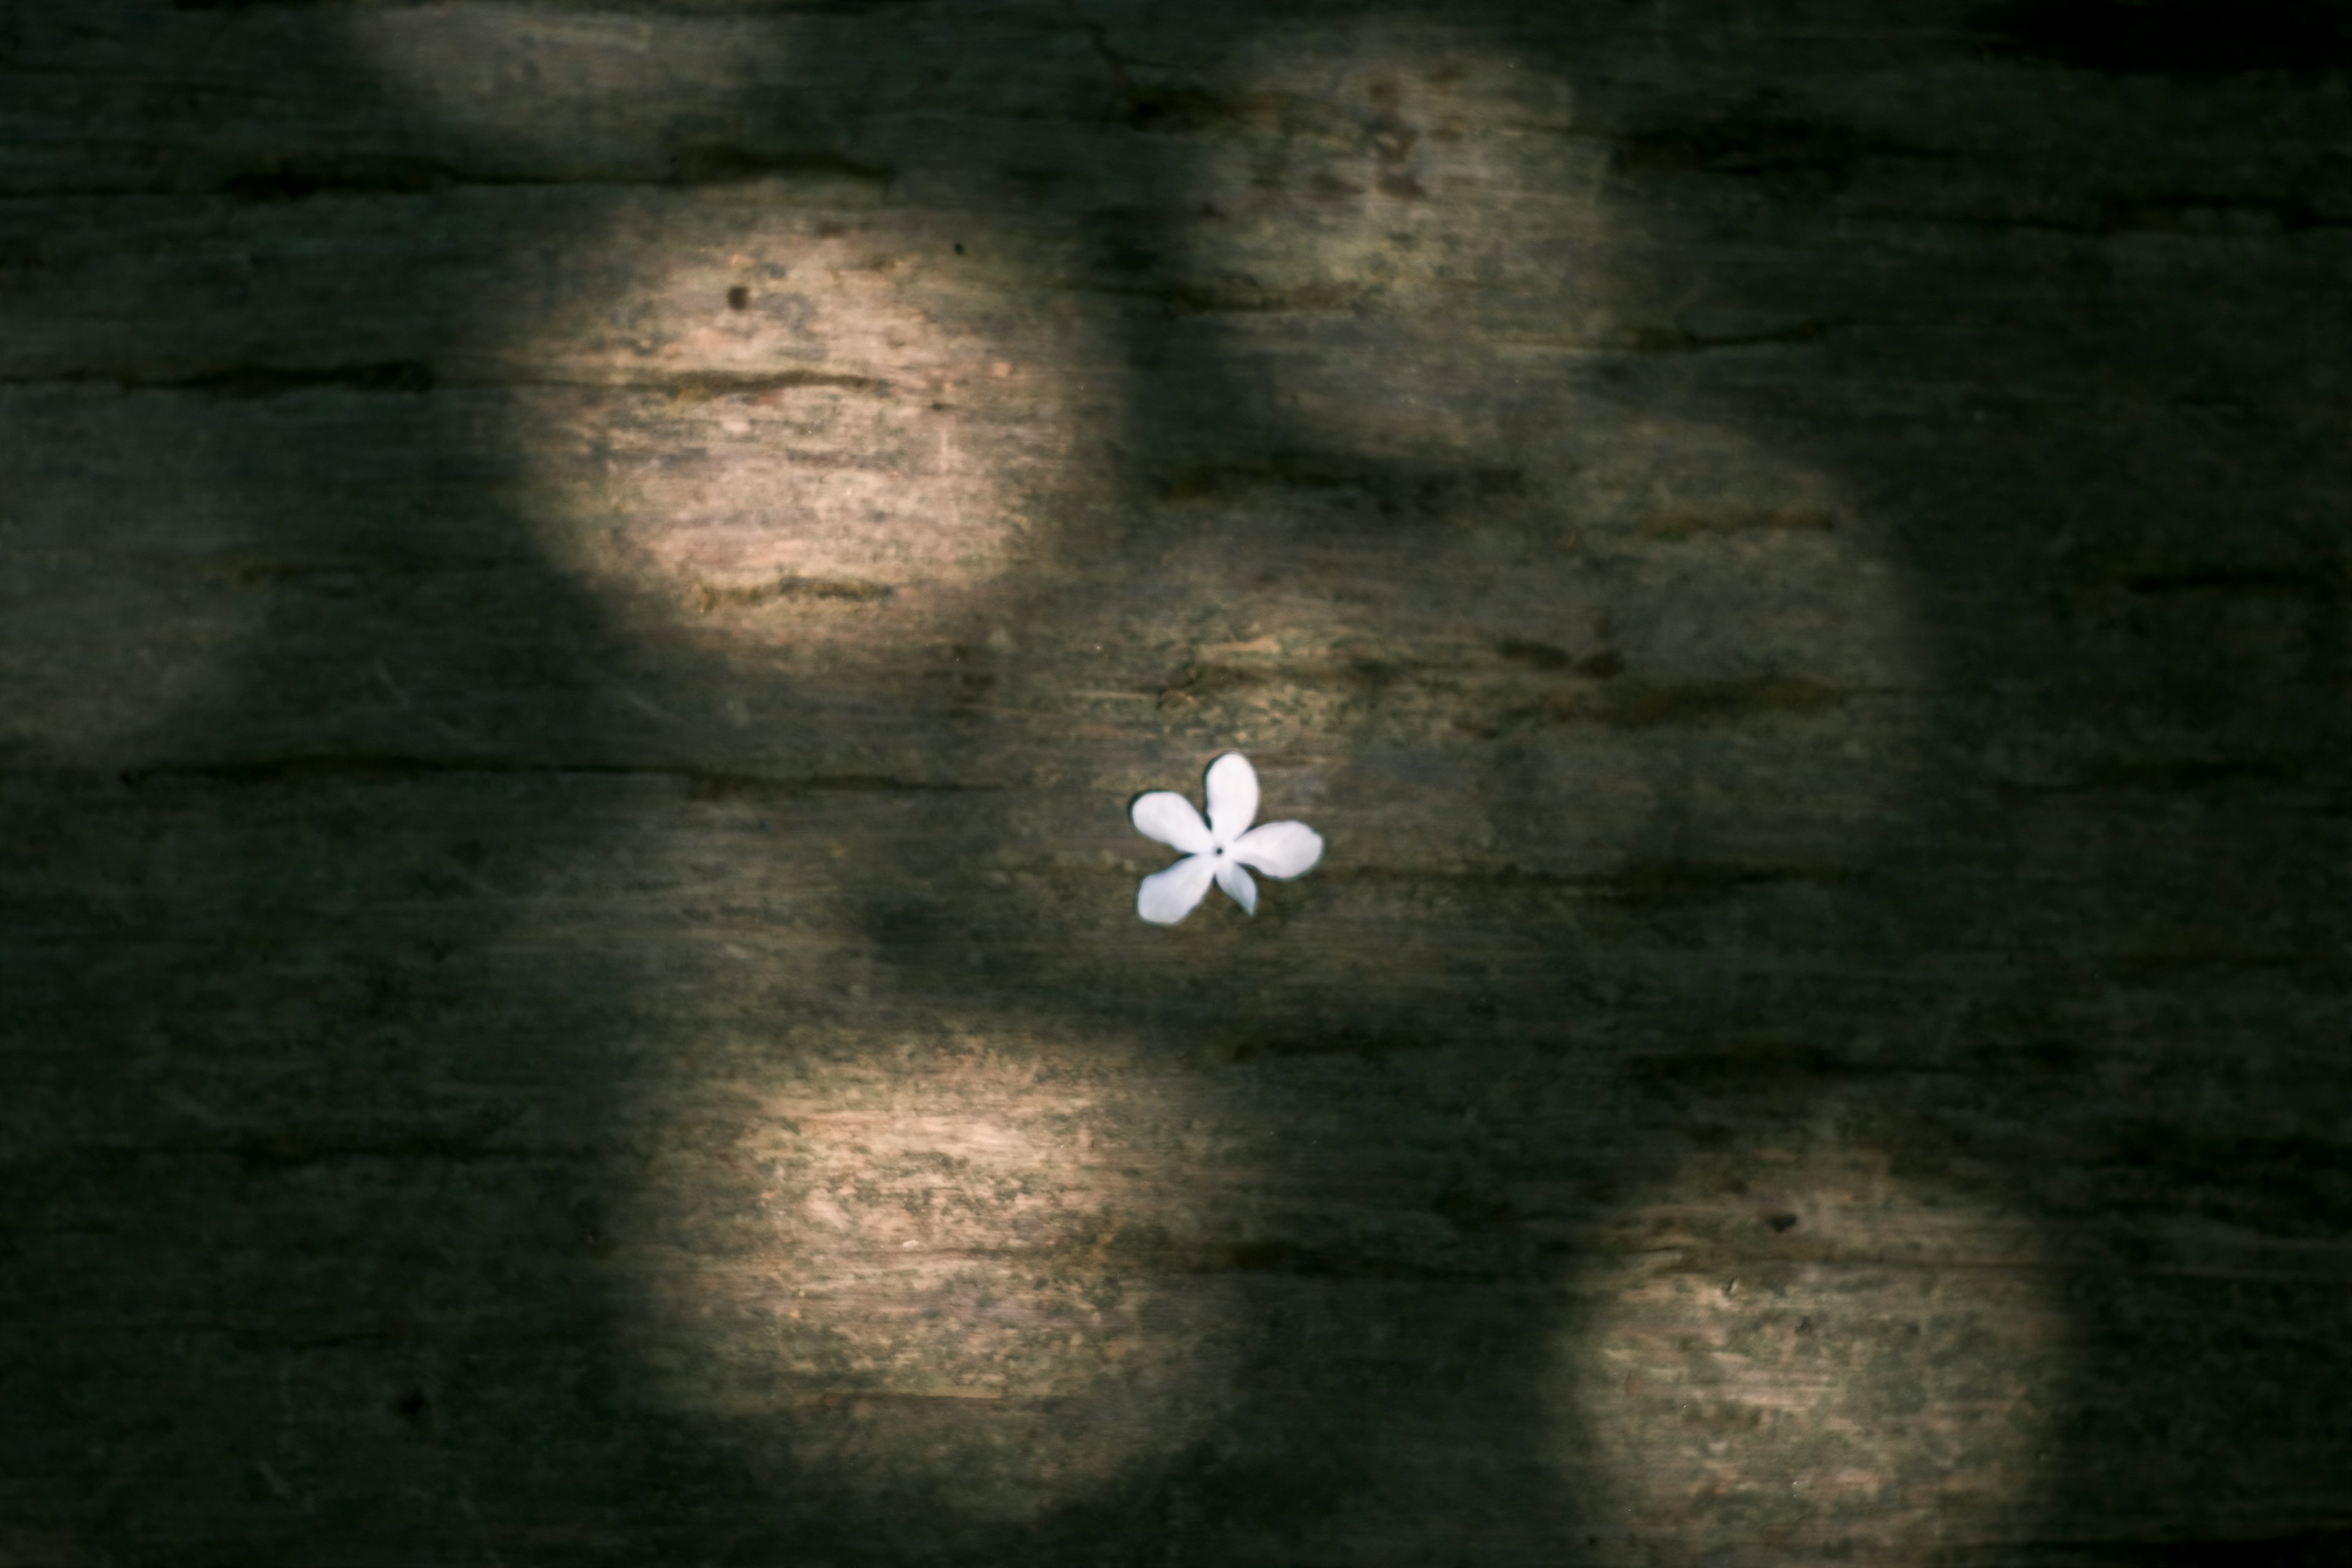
[4,2,2350,1564]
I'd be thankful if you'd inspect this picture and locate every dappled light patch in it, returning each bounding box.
[1555,1129,2063,1564]
[502,233,1084,627]
[1140,25,1607,471]
[616,1029,1242,1524]
[1054,408,1924,896]
[1052,21,1931,889]
[357,7,1094,628]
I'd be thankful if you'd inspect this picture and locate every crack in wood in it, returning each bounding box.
[113,755,999,796]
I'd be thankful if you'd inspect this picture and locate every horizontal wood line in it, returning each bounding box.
[1846,203,2352,238]
[0,1317,592,1348]
[782,1389,1043,1407]
[106,755,998,794]
[0,158,898,207]
[0,368,892,399]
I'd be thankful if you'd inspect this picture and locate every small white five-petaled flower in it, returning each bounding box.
[1130,752,1324,925]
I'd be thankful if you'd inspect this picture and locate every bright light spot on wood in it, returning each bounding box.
[356,9,1088,626]
[617,1035,1239,1523]
[504,246,1069,624]
[1554,1137,2064,1562]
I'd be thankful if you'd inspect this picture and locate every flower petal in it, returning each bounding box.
[1231,820,1323,878]
[1215,858,1258,915]
[1204,752,1259,845]
[1137,853,1217,925]
[1130,791,1213,854]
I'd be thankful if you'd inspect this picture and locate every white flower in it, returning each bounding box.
[1129,752,1324,925]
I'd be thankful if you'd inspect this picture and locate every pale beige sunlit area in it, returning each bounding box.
[617,1031,1244,1521]
[514,242,1079,620]
[1558,1131,2064,1563]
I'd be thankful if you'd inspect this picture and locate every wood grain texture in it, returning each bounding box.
[3,2,2349,1564]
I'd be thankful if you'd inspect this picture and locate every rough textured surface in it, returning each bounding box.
[2,2,2349,1564]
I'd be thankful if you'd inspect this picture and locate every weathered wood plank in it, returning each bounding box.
[3,1,2350,1564]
